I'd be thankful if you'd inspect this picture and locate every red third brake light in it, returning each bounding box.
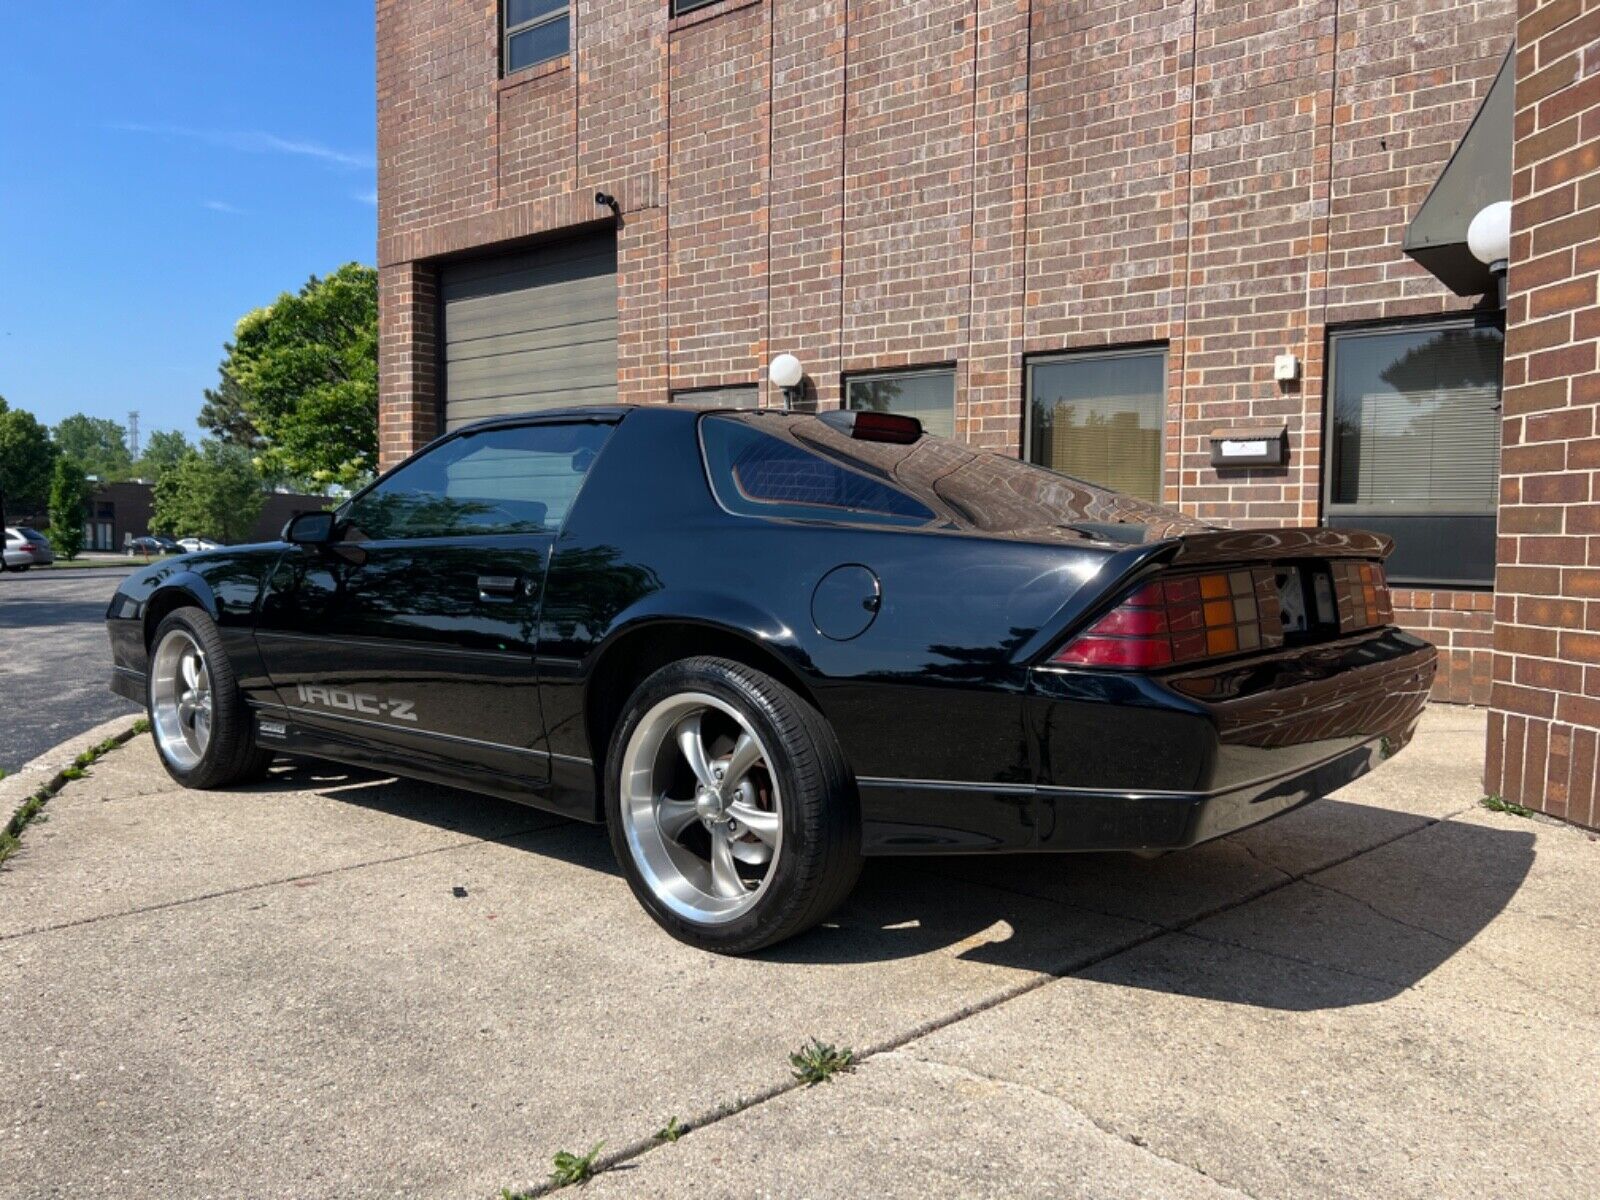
[1051,569,1285,670]
[818,408,923,444]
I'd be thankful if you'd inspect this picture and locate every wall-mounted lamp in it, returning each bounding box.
[769,352,804,409]
[594,191,620,218]
[1468,200,1511,308]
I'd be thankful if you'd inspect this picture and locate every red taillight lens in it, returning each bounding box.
[1331,560,1393,631]
[1050,568,1284,669]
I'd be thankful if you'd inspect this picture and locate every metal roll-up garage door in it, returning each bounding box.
[440,233,618,429]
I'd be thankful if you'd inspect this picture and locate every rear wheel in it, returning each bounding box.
[148,608,274,789]
[605,657,862,953]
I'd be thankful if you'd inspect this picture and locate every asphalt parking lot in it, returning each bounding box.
[3,704,1596,1199]
[0,568,139,774]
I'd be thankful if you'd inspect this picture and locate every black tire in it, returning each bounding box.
[147,608,275,789]
[604,656,863,954]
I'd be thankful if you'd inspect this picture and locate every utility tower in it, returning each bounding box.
[127,411,140,459]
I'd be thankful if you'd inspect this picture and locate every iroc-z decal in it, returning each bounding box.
[295,683,417,722]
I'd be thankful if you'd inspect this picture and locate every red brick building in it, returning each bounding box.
[376,0,1600,827]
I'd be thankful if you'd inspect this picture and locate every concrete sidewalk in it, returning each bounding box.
[1,707,1595,1199]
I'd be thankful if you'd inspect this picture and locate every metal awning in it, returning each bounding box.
[1403,45,1514,297]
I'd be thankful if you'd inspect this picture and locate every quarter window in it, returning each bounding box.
[342,422,612,540]
[503,0,569,74]
[1026,349,1166,504]
[845,368,956,439]
[700,416,936,527]
[1326,319,1503,587]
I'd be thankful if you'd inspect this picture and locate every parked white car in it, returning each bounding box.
[176,537,223,553]
[4,526,55,570]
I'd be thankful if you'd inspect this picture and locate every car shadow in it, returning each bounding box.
[252,759,1535,1013]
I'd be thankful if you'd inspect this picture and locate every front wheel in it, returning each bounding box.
[147,608,274,789]
[605,657,862,954]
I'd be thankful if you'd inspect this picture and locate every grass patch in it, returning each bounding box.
[789,1038,855,1085]
[1481,793,1534,818]
[652,1116,685,1144]
[0,725,140,867]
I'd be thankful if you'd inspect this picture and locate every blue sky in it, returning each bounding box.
[0,1,376,443]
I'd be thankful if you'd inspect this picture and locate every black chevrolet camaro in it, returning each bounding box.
[107,404,1436,951]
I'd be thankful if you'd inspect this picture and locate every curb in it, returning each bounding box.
[0,715,150,828]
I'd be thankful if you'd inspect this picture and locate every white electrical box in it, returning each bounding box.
[1273,354,1300,382]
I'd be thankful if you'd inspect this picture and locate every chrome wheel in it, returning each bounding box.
[619,692,783,924]
[151,628,213,771]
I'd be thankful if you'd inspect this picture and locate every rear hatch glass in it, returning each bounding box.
[701,412,1218,544]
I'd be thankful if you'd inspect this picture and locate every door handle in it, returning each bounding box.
[477,574,523,600]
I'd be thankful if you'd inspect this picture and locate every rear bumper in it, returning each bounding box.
[859,628,1436,854]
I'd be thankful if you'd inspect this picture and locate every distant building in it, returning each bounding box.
[73,481,329,551]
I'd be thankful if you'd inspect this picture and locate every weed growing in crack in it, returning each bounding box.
[789,1038,855,1085]
[548,1142,604,1189]
[1481,793,1533,818]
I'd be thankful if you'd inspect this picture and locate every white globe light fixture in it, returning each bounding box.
[1467,200,1511,307]
[1467,201,1512,271]
[769,352,805,408]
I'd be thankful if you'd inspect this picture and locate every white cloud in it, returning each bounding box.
[202,199,246,214]
[353,189,378,206]
[111,122,375,170]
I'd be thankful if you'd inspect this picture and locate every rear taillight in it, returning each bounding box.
[1050,568,1284,669]
[1331,560,1393,632]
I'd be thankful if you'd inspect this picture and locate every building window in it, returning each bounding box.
[503,0,568,75]
[1326,318,1503,587]
[670,0,722,14]
[1025,348,1166,503]
[845,367,955,439]
[671,386,758,408]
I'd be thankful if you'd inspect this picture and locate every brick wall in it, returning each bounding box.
[377,0,1518,702]
[1486,0,1600,828]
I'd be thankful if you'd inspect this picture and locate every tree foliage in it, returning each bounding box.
[221,262,378,487]
[149,442,264,544]
[47,456,90,560]
[134,429,192,482]
[198,368,262,451]
[0,397,60,518]
[52,413,133,480]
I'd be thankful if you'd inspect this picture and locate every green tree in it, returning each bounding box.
[134,429,192,482]
[222,262,378,487]
[150,442,264,544]
[0,398,60,518]
[198,368,263,451]
[47,456,90,560]
[52,413,133,480]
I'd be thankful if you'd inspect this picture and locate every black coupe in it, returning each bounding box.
[107,404,1435,951]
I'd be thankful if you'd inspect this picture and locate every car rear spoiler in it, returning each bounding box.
[1157,527,1394,568]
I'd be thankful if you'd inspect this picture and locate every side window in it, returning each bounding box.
[343,422,613,541]
[700,416,935,527]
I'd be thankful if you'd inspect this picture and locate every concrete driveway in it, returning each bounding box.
[2,706,1595,1199]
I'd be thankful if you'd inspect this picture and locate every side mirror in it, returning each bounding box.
[284,511,337,546]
